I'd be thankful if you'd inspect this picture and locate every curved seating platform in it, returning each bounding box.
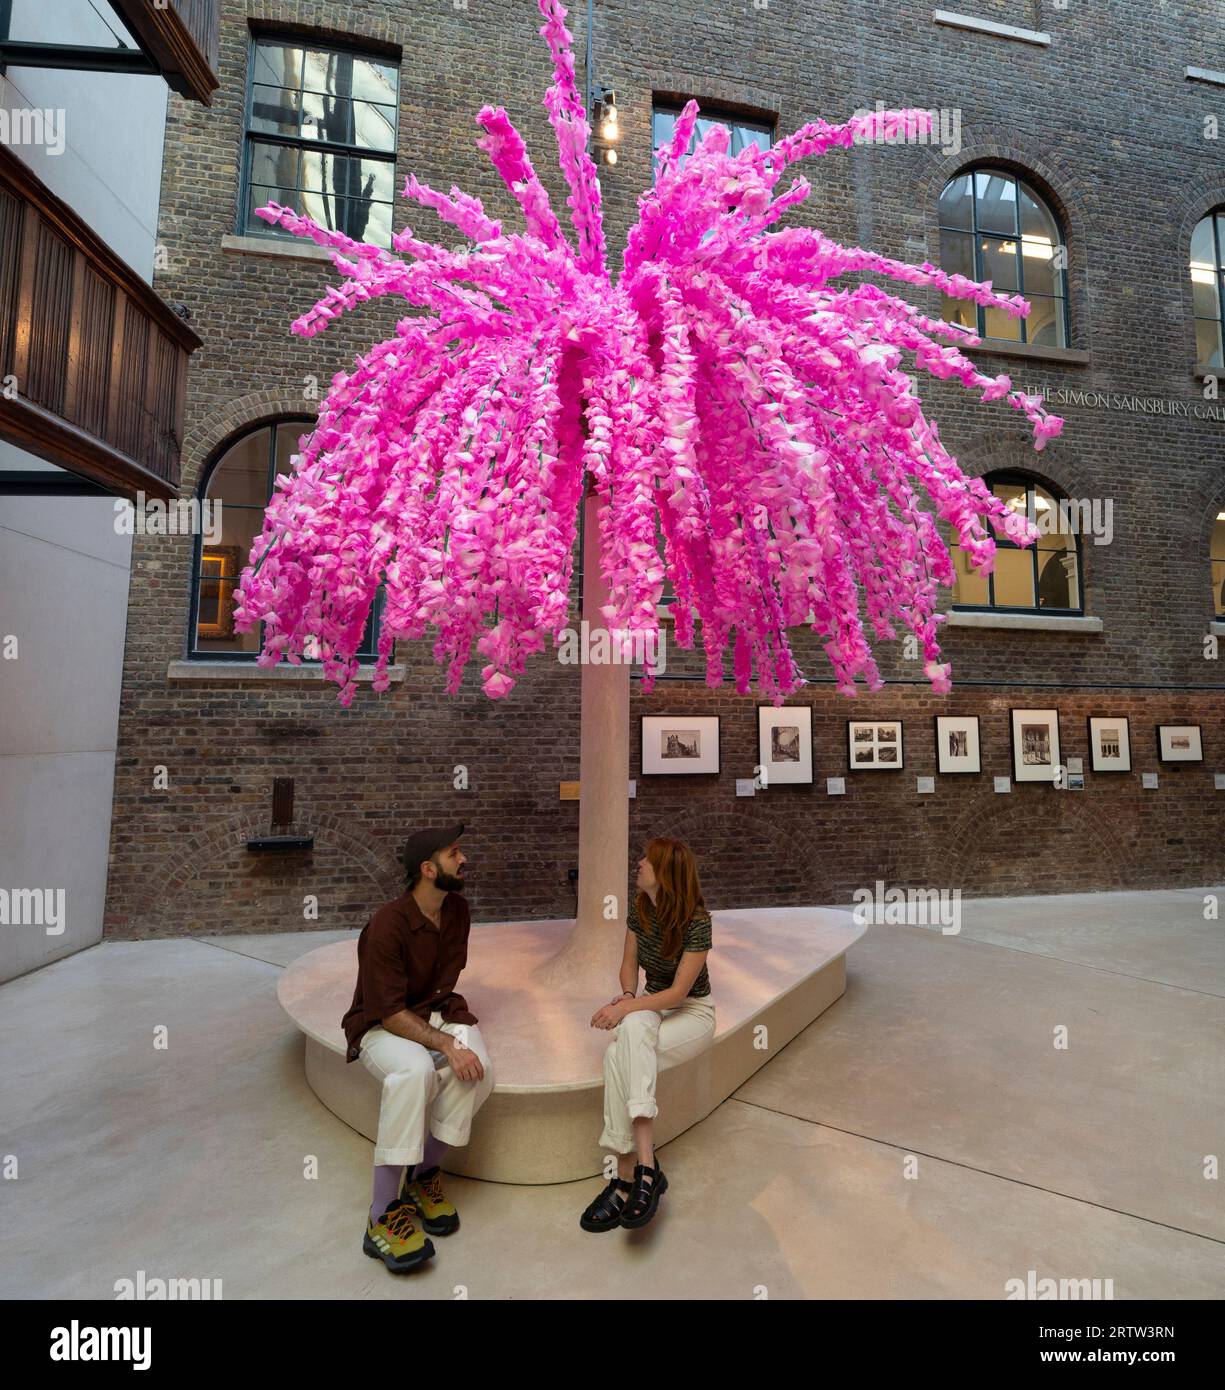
[277,907,865,1184]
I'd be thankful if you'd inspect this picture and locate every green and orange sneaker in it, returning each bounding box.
[363,1199,435,1272]
[401,1165,459,1235]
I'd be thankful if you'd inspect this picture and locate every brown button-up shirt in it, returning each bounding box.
[341,889,477,1063]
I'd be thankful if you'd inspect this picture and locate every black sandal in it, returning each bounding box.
[620,1161,668,1228]
[579,1176,633,1232]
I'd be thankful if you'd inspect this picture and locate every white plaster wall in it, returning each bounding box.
[0,1,169,978]
[0,486,133,981]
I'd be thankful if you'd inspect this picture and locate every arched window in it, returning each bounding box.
[1190,211,1225,371]
[189,418,381,659]
[938,168,1068,347]
[1212,511,1225,617]
[951,473,1082,614]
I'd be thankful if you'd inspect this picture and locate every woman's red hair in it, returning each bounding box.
[635,837,707,958]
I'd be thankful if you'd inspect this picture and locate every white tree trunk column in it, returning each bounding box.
[535,482,630,988]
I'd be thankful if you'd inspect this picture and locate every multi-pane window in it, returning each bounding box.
[242,35,399,248]
[1190,211,1225,371]
[951,474,1082,613]
[190,419,380,659]
[651,104,773,182]
[645,105,774,613]
[1212,513,1225,617]
[939,169,1068,347]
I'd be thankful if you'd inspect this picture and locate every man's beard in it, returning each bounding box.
[435,869,466,893]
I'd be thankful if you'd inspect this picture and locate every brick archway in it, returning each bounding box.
[943,794,1129,894]
[179,389,321,497]
[243,0,400,48]
[953,427,1087,501]
[112,810,402,939]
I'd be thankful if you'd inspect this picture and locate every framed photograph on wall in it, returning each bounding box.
[847,720,904,770]
[934,715,981,774]
[757,705,813,785]
[1087,716,1131,773]
[641,715,720,775]
[1010,708,1061,783]
[1157,724,1203,763]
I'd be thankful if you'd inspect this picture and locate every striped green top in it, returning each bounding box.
[628,899,713,998]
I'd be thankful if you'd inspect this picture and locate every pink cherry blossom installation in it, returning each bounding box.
[232,0,1062,706]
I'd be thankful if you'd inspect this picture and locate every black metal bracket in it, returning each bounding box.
[0,41,158,77]
[0,469,113,496]
[247,776,313,852]
[246,834,315,852]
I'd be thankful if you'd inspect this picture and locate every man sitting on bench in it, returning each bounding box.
[341,822,494,1273]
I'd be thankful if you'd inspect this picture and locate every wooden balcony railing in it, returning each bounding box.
[110,0,221,106]
[0,144,202,501]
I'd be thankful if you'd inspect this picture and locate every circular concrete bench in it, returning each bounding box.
[278,908,864,1184]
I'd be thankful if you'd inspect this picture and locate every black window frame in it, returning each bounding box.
[1190,208,1225,373]
[938,166,1070,349]
[951,471,1084,617]
[188,417,383,663]
[238,30,401,249]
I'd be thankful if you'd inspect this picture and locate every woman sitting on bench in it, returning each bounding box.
[581,836,716,1232]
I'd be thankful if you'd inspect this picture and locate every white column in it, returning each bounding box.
[536,481,630,988]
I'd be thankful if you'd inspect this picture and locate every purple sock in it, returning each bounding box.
[370,1165,402,1224]
[419,1133,449,1174]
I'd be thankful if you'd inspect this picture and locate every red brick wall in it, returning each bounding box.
[104,0,1225,937]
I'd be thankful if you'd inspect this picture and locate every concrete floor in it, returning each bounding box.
[1,888,1222,1299]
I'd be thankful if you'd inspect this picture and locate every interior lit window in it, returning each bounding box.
[938,169,1068,348]
[1190,212,1225,372]
[951,472,1082,613]
[190,419,382,659]
[1212,514,1225,616]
